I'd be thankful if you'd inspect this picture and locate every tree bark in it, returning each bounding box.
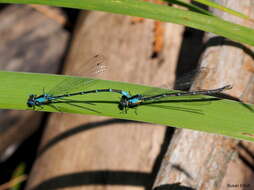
[153,1,254,189]
[0,5,68,161]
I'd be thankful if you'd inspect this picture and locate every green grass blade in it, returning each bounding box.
[1,71,254,142]
[193,0,254,22]
[165,0,215,17]
[0,0,254,45]
[10,163,26,190]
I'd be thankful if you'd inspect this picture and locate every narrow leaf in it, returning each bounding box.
[1,71,254,142]
[0,0,254,45]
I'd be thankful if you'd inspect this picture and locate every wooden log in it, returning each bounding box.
[25,11,185,190]
[0,5,69,161]
[153,1,254,189]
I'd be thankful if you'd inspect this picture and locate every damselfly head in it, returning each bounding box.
[27,94,36,107]
[118,96,128,110]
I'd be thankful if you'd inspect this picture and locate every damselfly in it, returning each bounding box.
[26,55,130,110]
[117,85,232,113]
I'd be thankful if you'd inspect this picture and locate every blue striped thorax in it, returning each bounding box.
[129,97,141,104]
[36,96,48,103]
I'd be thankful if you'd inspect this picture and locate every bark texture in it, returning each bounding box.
[153,1,254,190]
[0,5,68,161]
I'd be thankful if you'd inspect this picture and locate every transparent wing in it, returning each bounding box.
[174,67,209,90]
[140,88,219,107]
[144,104,204,115]
[48,77,90,96]
[48,55,106,96]
[136,67,209,98]
[142,95,217,107]
[137,67,213,105]
[67,54,107,77]
[141,86,172,97]
[47,100,100,113]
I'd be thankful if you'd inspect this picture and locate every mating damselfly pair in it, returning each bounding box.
[26,55,232,113]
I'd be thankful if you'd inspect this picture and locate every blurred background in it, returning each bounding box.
[0,1,254,190]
